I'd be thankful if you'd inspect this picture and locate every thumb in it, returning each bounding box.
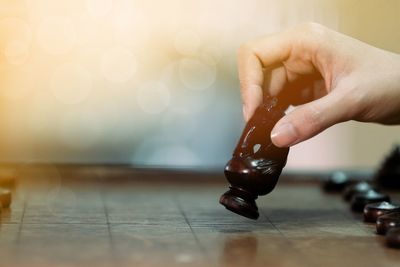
[271,92,351,147]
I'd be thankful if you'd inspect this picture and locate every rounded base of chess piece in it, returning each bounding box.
[363,201,400,223]
[219,186,259,220]
[376,212,400,235]
[386,228,400,248]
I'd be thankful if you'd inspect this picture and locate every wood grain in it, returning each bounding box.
[0,165,398,267]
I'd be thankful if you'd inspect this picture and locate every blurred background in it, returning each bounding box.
[0,0,399,170]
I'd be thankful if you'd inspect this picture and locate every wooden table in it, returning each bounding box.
[0,165,399,267]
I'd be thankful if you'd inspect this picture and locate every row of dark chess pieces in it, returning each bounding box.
[322,145,400,248]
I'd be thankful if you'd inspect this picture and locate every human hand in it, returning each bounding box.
[238,22,400,147]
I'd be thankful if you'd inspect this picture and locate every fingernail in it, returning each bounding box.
[271,122,298,147]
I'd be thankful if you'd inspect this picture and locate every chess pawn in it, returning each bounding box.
[220,96,289,220]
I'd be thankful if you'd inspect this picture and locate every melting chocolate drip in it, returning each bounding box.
[219,96,289,220]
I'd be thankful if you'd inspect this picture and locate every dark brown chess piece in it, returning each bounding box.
[374,145,400,189]
[386,227,400,248]
[376,212,400,235]
[322,171,353,193]
[219,95,289,220]
[350,189,390,212]
[363,201,400,223]
[343,181,376,202]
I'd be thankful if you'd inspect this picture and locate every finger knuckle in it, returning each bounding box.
[299,22,326,34]
[238,42,253,57]
[303,104,323,130]
[296,22,328,44]
[238,76,255,92]
[343,89,369,120]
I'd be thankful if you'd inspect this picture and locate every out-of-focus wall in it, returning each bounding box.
[337,0,400,168]
[288,0,400,170]
[0,0,399,169]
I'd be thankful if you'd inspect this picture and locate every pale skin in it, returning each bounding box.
[238,22,400,147]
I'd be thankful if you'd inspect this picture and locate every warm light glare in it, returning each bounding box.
[101,46,137,83]
[174,29,201,56]
[36,16,76,55]
[0,0,359,169]
[50,63,92,104]
[86,0,113,18]
[0,17,32,64]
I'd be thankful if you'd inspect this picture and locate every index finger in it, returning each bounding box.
[238,31,292,121]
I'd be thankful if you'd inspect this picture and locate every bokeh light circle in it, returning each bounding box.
[0,17,32,44]
[101,46,137,83]
[136,81,171,114]
[72,14,96,46]
[199,44,222,66]
[161,61,216,115]
[113,2,150,47]
[0,17,32,64]
[178,58,217,91]
[50,64,92,104]
[36,16,76,55]
[4,40,29,65]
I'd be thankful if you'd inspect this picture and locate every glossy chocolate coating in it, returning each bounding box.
[350,190,390,212]
[323,171,353,193]
[386,227,400,248]
[363,201,400,223]
[220,96,289,220]
[343,182,376,202]
[376,212,400,235]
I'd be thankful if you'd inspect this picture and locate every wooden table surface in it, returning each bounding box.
[0,165,398,267]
